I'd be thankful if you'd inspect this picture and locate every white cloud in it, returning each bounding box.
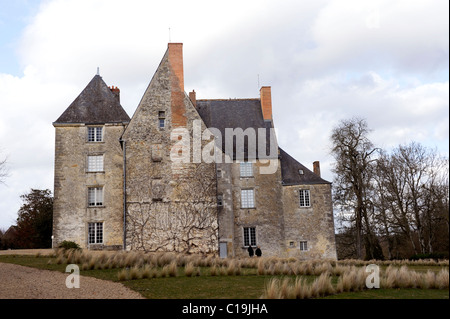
[296,0,448,78]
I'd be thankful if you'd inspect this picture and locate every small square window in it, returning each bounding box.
[158,111,166,118]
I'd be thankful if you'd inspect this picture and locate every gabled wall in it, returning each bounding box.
[122,44,218,253]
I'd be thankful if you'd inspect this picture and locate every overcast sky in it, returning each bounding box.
[0,0,448,230]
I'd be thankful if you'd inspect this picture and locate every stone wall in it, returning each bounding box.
[220,159,285,258]
[282,183,337,259]
[52,123,126,249]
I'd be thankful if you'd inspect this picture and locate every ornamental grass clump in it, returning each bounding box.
[117,268,128,281]
[263,278,281,299]
[129,265,142,280]
[184,262,196,277]
[336,266,366,293]
[210,265,219,276]
[161,261,178,277]
[262,273,335,299]
[226,260,241,276]
[292,277,311,299]
[436,268,449,289]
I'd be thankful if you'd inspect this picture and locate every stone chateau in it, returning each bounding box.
[52,43,337,259]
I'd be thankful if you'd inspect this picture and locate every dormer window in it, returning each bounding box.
[88,127,103,142]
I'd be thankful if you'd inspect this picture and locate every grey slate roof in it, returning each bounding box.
[279,148,331,185]
[196,99,276,159]
[54,75,130,124]
[196,98,330,185]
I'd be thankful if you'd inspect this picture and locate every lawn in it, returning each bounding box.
[0,253,448,299]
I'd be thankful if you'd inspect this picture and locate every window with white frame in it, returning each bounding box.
[240,162,253,177]
[243,227,256,247]
[88,127,103,142]
[87,155,104,172]
[241,189,255,208]
[88,222,103,244]
[299,189,311,207]
[88,187,103,206]
[299,241,308,251]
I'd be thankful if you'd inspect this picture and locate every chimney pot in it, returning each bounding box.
[110,85,120,103]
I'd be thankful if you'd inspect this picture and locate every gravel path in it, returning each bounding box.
[0,262,145,299]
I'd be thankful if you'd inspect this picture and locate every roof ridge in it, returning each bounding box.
[196,98,260,102]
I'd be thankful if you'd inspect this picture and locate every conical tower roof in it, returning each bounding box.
[54,75,130,124]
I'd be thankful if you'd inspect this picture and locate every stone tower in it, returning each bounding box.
[52,74,130,249]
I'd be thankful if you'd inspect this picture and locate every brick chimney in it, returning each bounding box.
[189,90,196,107]
[109,86,120,103]
[313,161,321,177]
[168,43,186,127]
[260,86,272,121]
[168,43,184,91]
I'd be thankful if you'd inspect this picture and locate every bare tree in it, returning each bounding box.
[0,153,8,185]
[330,117,382,259]
[376,143,449,255]
[373,151,415,258]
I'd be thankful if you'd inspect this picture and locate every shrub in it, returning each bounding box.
[58,241,81,250]
[410,252,449,261]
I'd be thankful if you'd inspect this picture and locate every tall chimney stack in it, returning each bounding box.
[313,161,321,177]
[168,43,185,127]
[260,86,272,121]
[168,43,184,92]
